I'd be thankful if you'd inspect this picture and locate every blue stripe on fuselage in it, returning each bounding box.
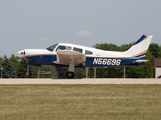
[85,57,144,67]
[25,55,57,66]
[135,53,146,59]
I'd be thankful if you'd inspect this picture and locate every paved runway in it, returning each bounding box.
[0,78,161,84]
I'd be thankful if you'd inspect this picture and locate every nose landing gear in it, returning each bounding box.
[26,65,30,76]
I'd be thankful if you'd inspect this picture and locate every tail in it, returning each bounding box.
[124,35,153,59]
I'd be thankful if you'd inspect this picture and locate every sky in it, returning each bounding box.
[0,0,161,57]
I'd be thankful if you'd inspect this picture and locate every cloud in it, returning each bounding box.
[41,37,50,42]
[75,29,92,37]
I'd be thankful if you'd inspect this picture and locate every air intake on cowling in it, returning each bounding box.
[21,51,25,55]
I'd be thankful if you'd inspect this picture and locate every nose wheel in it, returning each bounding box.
[66,72,74,79]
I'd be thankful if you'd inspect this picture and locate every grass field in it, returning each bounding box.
[0,84,161,120]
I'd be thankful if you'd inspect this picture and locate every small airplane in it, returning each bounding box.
[17,35,152,78]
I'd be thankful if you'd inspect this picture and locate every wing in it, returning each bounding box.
[53,50,86,66]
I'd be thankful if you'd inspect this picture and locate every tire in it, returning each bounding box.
[26,72,29,76]
[66,72,74,79]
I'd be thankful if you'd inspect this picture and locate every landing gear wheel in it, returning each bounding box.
[66,72,74,79]
[26,72,29,76]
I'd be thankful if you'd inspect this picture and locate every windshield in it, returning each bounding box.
[46,44,58,51]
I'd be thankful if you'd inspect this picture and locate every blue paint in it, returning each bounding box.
[25,55,57,66]
[41,55,57,65]
[26,55,41,66]
[85,57,144,67]
[135,53,147,59]
[133,35,147,45]
[25,55,145,68]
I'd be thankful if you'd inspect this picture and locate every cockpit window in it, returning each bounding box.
[56,45,71,51]
[46,44,58,51]
[73,47,82,53]
[85,50,93,55]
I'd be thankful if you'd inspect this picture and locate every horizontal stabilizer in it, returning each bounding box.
[133,60,149,63]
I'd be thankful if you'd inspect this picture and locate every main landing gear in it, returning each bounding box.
[66,71,74,79]
[66,56,75,79]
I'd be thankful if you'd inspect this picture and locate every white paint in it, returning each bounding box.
[155,67,161,78]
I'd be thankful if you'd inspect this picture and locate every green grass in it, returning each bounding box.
[0,84,161,120]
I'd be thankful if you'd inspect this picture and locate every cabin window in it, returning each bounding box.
[46,44,58,51]
[56,45,71,51]
[73,47,82,53]
[85,50,93,55]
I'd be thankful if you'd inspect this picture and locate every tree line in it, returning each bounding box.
[0,43,161,78]
[0,55,58,78]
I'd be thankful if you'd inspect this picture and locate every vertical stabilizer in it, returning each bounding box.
[124,35,153,59]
